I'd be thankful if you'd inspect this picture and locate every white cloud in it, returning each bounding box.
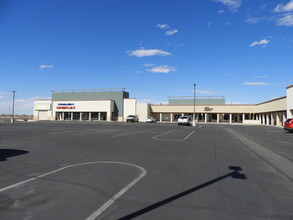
[196,89,219,95]
[142,63,154,67]
[249,39,269,47]
[212,0,242,12]
[137,99,153,103]
[165,29,178,36]
[252,75,269,78]
[245,16,270,24]
[39,65,54,70]
[157,23,170,29]
[0,96,3,99]
[242,82,271,86]
[208,22,212,28]
[147,65,176,74]
[127,48,171,57]
[274,0,293,12]
[276,14,293,26]
[0,96,50,115]
[218,9,225,14]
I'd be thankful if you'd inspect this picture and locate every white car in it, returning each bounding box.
[178,116,191,126]
[146,117,156,123]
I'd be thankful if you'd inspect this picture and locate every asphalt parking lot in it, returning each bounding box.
[0,121,293,220]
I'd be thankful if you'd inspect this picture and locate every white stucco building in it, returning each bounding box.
[34,85,293,127]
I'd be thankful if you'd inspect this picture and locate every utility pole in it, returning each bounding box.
[11,91,16,124]
[193,84,196,127]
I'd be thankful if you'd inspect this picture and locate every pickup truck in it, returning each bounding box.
[178,116,191,126]
[126,115,139,122]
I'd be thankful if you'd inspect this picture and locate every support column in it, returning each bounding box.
[283,113,286,125]
[71,112,73,121]
[80,113,82,121]
[262,114,265,125]
[160,113,162,122]
[243,114,245,122]
[98,112,101,121]
[205,114,208,123]
[229,114,232,124]
[271,113,274,126]
[89,112,91,121]
[276,113,280,127]
[217,113,219,123]
[266,114,270,125]
[171,113,173,122]
[62,112,64,121]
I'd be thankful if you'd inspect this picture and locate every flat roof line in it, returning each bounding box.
[256,96,286,105]
[52,88,126,93]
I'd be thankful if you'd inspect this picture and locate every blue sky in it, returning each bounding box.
[1,0,293,114]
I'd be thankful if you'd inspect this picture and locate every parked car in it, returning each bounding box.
[284,118,293,133]
[178,116,191,126]
[146,117,156,123]
[126,115,139,122]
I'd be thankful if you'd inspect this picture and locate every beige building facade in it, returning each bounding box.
[34,85,293,127]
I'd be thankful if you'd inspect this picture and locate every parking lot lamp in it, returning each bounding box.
[11,91,16,124]
[193,84,196,127]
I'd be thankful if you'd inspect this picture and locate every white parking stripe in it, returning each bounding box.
[112,129,154,138]
[152,130,195,141]
[152,130,175,139]
[85,163,147,220]
[0,161,147,219]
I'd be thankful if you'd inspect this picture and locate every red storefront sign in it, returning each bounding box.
[56,106,76,109]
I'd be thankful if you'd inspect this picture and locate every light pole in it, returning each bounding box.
[11,91,16,124]
[193,84,196,126]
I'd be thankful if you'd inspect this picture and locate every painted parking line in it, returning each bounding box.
[112,129,154,138]
[152,130,195,142]
[0,161,147,219]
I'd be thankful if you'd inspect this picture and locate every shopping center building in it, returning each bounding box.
[33,85,293,127]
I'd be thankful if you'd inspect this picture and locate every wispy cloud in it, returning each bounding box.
[274,0,293,12]
[245,16,271,24]
[157,23,179,36]
[147,65,176,74]
[242,82,271,86]
[39,65,54,70]
[273,1,293,26]
[0,96,50,114]
[218,9,225,14]
[127,48,171,57]
[142,63,154,67]
[157,23,170,29]
[212,0,242,13]
[196,89,219,95]
[249,39,269,47]
[252,75,269,78]
[165,29,178,36]
[276,14,293,26]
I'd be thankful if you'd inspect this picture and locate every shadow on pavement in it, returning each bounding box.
[0,149,29,161]
[119,166,247,220]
